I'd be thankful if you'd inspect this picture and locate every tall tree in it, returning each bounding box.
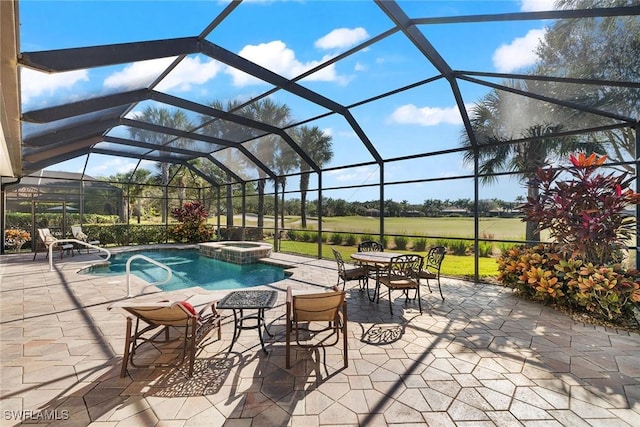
[240,99,293,230]
[129,107,193,223]
[535,0,640,171]
[273,146,298,229]
[200,100,249,228]
[295,126,333,229]
[189,156,230,216]
[107,168,152,224]
[460,82,603,242]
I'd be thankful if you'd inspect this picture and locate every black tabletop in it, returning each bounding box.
[217,290,278,310]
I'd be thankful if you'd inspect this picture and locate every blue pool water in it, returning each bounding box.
[84,248,288,291]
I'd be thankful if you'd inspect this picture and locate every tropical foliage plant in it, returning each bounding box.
[4,228,31,250]
[497,153,640,324]
[523,153,639,265]
[169,201,212,243]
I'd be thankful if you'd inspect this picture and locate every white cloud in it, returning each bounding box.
[388,104,463,126]
[521,0,557,12]
[156,56,223,92]
[226,40,347,86]
[315,27,369,50]
[328,166,374,182]
[104,56,221,92]
[104,57,176,90]
[21,68,89,104]
[354,62,367,72]
[492,28,546,72]
[125,109,143,120]
[337,129,357,138]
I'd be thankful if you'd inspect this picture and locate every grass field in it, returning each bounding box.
[224,215,527,279]
[219,215,530,240]
[269,239,501,279]
[321,216,528,240]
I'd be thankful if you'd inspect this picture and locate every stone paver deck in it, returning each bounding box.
[1,247,639,426]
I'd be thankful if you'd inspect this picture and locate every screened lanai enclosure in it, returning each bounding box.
[1,0,639,279]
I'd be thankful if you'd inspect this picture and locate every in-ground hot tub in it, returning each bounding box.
[199,241,273,265]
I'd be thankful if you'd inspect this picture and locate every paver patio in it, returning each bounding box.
[1,247,639,426]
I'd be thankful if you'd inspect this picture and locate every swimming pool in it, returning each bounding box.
[82,248,289,291]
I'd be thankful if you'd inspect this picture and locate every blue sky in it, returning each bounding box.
[19,0,558,204]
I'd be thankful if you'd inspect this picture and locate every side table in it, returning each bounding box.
[217,290,278,354]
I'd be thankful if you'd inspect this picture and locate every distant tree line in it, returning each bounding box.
[235,196,523,219]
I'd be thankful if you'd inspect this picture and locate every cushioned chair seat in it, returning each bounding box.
[108,296,221,377]
[332,248,368,291]
[285,286,348,369]
[377,254,424,314]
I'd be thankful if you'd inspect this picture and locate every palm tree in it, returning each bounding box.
[295,126,333,229]
[129,169,152,223]
[108,168,152,224]
[461,83,604,242]
[535,0,640,173]
[189,156,229,217]
[200,99,250,228]
[129,106,193,223]
[273,148,298,229]
[240,99,293,230]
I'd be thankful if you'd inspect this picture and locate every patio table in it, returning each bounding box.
[351,252,404,301]
[217,289,278,354]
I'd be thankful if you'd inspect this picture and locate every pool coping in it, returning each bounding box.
[199,241,273,265]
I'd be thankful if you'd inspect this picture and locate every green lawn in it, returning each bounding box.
[219,215,530,241]
[214,215,540,279]
[321,216,527,239]
[271,239,500,279]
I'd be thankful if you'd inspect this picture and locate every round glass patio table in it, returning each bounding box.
[350,252,404,302]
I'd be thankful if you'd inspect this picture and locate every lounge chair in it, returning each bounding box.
[285,286,348,369]
[109,296,222,377]
[32,228,73,260]
[71,225,100,253]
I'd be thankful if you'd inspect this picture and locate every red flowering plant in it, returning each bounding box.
[524,153,639,265]
[497,153,640,325]
[169,201,212,243]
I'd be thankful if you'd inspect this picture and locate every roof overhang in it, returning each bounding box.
[0,0,22,178]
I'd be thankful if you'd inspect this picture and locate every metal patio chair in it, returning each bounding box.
[109,296,222,377]
[331,248,368,291]
[377,254,424,314]
[419,246,446,300]
[285,286,348,369]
